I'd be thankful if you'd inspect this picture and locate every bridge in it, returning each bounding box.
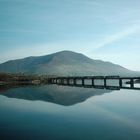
[49,76,140,90]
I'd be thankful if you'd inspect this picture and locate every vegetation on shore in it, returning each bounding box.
[0,73,53,85]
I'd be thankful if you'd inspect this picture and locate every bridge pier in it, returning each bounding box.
[119,78,122,88]
[82,78,85,86]
[104,78,106,87]
[130,78,134,88]
[56,78,59,84]
[74,78,76,85]
[67,78,70,85]
[92,78,94,86]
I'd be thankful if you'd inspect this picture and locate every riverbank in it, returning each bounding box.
[0,73,52,85]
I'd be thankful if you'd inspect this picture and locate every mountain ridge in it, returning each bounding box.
[0,50,139,76]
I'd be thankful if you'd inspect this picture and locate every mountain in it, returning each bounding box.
[0,50,139,76]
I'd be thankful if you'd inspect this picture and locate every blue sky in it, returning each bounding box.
[0,0,140,71]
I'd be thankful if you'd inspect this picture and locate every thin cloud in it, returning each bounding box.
[94,24,140,50]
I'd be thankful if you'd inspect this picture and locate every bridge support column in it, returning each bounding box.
[74,78,76,85]
[104,78,107,87]
[53,78,55,84]
[130,78,134,88]
[56,78,59,84]
[60,78,63,84]
[82,78,85,86]
[57,78,59,84]
[92,78,94,86]
[52,78,54,84]
[119,79,122,88]
[67,78,70,85]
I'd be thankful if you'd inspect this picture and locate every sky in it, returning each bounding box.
[0,0,140,71]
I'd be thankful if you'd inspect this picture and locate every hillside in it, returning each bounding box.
[0,51,139,76]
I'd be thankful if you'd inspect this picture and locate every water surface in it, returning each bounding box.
[0,85,140,140]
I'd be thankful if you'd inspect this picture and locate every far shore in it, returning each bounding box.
[0,73,53,86]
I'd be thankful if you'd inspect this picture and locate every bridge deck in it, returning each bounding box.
[49,76,140,90]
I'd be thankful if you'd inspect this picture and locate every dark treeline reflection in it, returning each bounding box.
[0,85,112,106]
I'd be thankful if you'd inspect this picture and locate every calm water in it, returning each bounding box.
[0,85,140,140]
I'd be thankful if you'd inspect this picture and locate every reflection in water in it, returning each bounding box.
[0,85,140,140]
[0,85,112,106]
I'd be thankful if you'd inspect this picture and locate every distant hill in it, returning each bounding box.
[0,51,139,76]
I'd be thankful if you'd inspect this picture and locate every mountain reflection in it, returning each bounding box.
[0,85,112,106]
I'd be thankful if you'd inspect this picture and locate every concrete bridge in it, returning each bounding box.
[49,76,140,90]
